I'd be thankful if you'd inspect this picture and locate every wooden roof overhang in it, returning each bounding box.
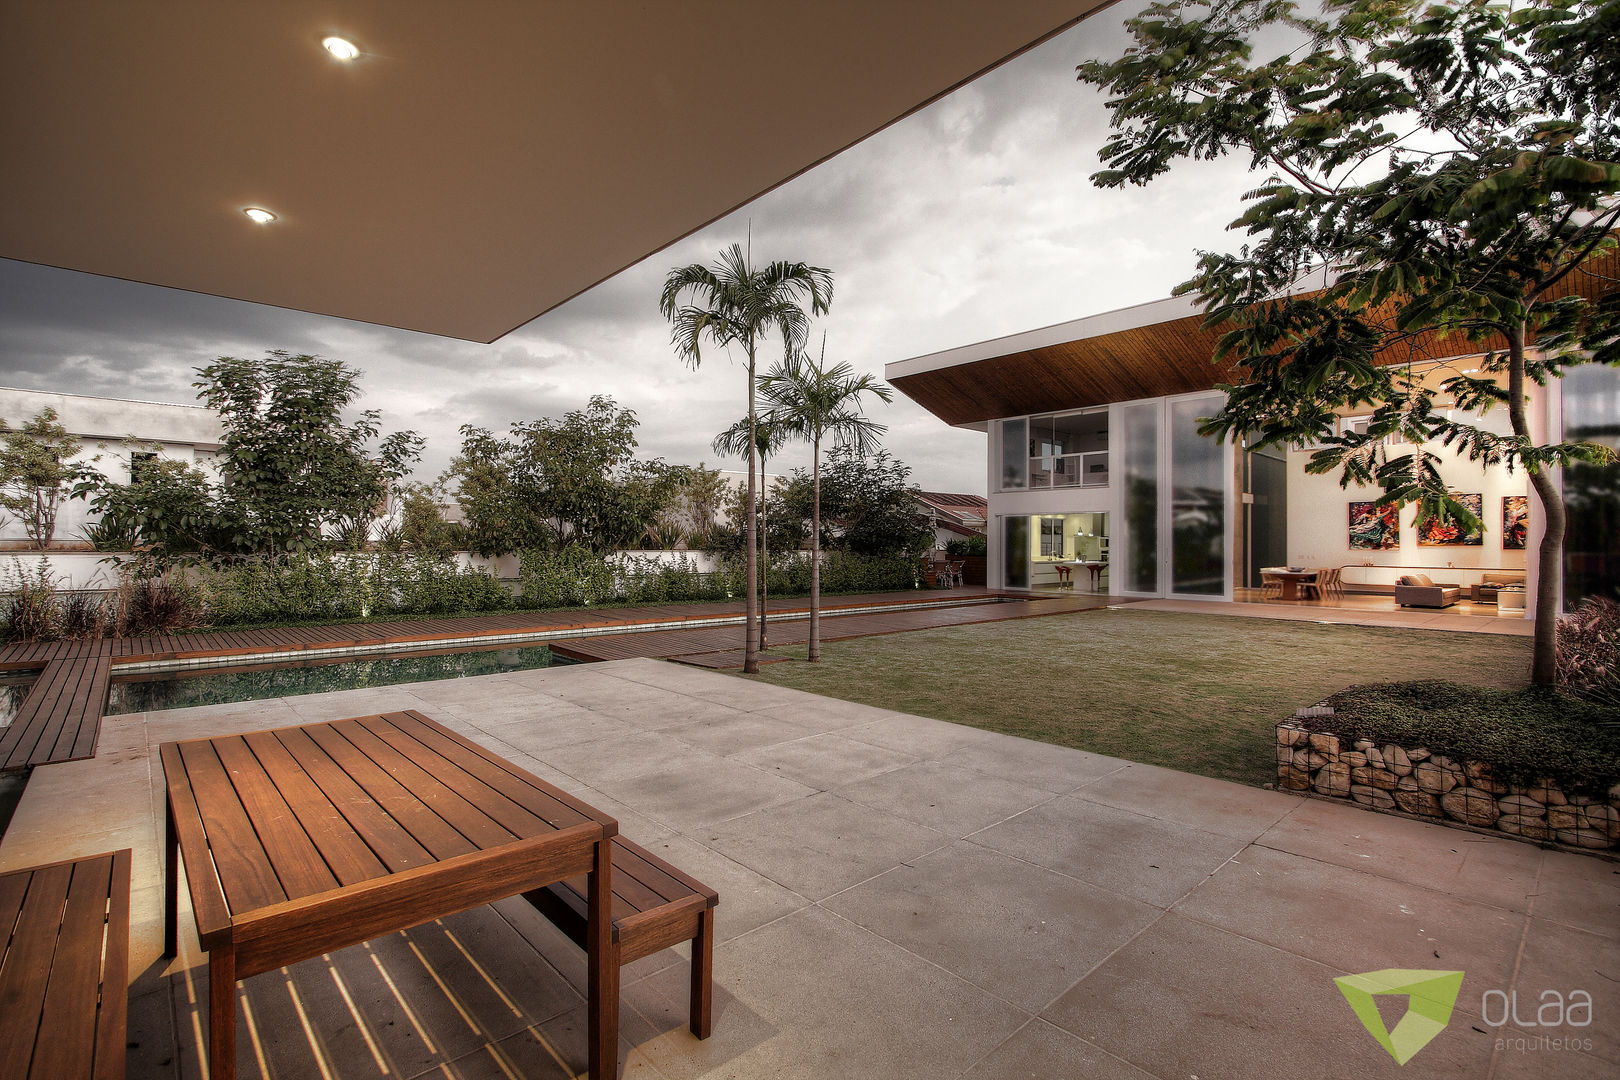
[891,247,1620,427]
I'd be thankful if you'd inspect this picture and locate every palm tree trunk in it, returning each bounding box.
[1509,323,1562,686]
[759,454,770,650]
[809,437,822,662]
[743,350,760,674]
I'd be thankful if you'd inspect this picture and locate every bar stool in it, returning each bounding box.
[1055,564,1071,588]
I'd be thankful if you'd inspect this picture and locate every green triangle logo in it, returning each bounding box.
[1334,969,1465,1065]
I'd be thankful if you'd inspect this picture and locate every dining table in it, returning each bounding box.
[162,709,620,1080]
[1263,567,1320,601]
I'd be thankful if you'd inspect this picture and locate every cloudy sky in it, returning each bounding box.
[0,9,1260,494]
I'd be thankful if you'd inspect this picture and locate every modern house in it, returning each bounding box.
[0,386,223,550]
[886,286,1620,619]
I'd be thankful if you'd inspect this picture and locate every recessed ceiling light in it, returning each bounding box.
[243,207,277,224]
[322,36,360,61]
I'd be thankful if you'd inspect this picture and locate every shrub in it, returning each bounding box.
[518,547,618,609]
[1315,679,1620,794]
[118,573,205,637]
[944,535,987,557]
[58,591,110,640]
[0,560,61,643]
[1557,597,1620,709]
[191,552,513,627]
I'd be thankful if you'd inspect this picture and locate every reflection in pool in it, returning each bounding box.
[107,643,575,715]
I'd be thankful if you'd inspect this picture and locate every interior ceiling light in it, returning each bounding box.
[242,207,277,224]
[322,36,360,61]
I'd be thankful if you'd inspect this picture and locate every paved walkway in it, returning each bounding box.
[2,659,1610,1079]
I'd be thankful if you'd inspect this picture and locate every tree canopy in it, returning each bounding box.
[446,395,683,556]
[193,351,420,555]
[1079,0,1620,684]
[0,407,80,549]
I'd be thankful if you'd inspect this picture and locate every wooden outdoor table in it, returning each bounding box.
[161,710,619,1080]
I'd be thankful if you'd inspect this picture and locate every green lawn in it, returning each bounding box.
[743,608,1534,787]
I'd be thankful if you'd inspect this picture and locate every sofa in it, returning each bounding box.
[1394,573,1460,608]
[1470,571,1526,603]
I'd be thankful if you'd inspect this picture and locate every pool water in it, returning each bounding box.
[106,643,574,715]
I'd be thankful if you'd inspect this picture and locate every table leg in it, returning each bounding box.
[164,798,178,957]
[587,837,618,1080]
[208,945,237,1080]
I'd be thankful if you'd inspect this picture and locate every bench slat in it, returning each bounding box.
[0,850,131,1080]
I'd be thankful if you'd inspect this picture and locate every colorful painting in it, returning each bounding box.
[1502,495,1528,550]
[1348,501,1399,550]
[1416,492,1484,546]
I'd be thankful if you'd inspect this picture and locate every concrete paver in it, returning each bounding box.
[0,654,1611,1079]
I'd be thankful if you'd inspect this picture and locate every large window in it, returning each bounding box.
[998,410,1108,490]
[1000,418,1027,490]
[1170,395,1226,595]
[1122,403,1159,592]
[1564,365,1620,608]
[1029,409,1108,488]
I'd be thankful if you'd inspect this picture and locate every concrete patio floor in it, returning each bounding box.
[1,658,1613,1079]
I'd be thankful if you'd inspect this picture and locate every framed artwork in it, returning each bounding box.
[1416,492,1484,546]
[1348,501,1399,550]
[1502,495,1528,550]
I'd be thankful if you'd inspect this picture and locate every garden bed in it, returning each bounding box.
[1277,680,1620,852]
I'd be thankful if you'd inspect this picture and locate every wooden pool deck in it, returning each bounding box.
[0,588,1114,771]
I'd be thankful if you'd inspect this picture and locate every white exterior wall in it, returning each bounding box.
[0,386,223,548]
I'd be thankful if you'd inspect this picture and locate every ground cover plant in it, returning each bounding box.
[1308,680,1620,794]
[745,608,1535,786]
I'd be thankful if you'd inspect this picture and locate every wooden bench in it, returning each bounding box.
[524,834,719,1038]
[0,849,132,1080]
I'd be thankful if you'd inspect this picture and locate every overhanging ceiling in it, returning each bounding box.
[891,247,1620,427]
[0,1,1108,343]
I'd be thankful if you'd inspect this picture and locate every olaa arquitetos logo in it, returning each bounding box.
[1333,968,1466,1065]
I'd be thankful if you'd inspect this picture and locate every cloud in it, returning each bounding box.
[0,8,1264,495]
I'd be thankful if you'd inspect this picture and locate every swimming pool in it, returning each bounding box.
[106,642,575,715]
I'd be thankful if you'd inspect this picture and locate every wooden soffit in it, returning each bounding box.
[893,246,1620,427]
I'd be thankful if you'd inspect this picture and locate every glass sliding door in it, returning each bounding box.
[1122,403,1160,593]
[1170,395,1227,595]
[1001,515,1030,589]
[1564,365,1620,607]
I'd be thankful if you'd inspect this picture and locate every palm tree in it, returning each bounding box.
[759,339,891,661]
[659,244,832,673]
[714,416,790,649]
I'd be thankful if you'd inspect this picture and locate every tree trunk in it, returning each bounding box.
[809,439,822,662]
[1508,323,1563,686]
[743,349,759,674]
[759,455,769,650]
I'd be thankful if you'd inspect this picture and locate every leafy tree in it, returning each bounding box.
[72,452,217,560]
[661,243,834,673]
[396,481,459,558]
[1078,0,1620,685]
[445,396,680,555]
[445,424,538,557]
[0,407,80,549]
[193,351,417,555]
[331,429,426,548]
[759,343,893,660]
[816,446,933,559]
